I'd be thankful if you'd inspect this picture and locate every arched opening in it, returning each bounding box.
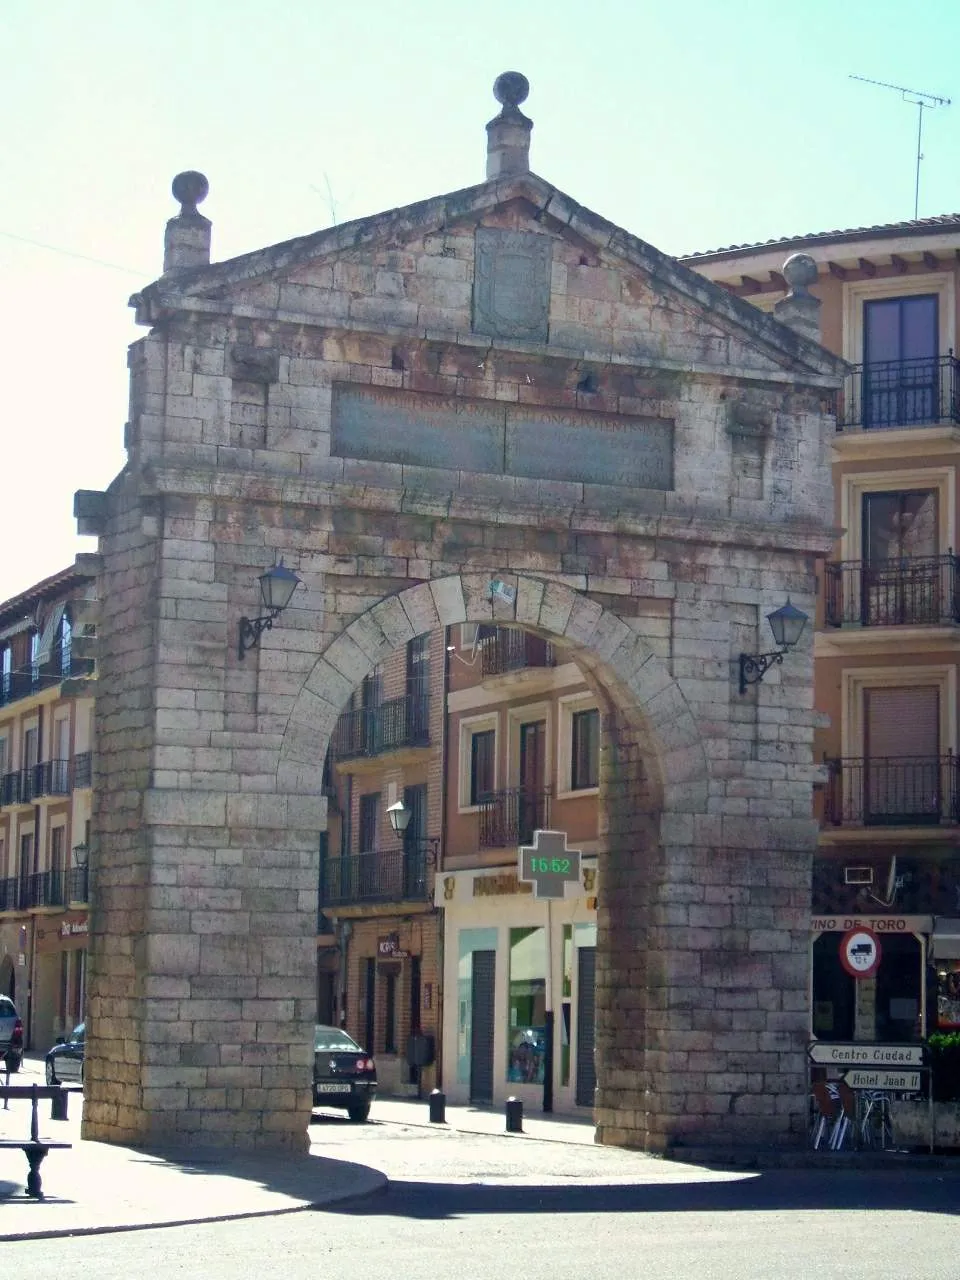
[282,572,711,1151]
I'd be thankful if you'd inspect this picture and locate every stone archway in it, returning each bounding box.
[275,572,742,1153]
[78,97,841,1152]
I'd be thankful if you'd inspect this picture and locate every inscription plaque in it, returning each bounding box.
[332,386,674,491]
[473,228,552,343]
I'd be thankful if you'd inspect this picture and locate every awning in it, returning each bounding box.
[0,615,35,643]
[35,602,65,667]
[931,918,960,961]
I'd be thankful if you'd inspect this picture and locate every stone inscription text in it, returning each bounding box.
[332,386,674,490]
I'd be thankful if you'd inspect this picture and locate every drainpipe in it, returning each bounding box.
[337,919,352,1029]
[434,628,452,1090]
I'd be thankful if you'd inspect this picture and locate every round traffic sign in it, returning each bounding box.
[839,927,881,979]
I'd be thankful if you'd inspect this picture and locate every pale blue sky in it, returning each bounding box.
[2,0,958,600]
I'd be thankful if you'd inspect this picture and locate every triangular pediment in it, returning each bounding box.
[134,173,846,383]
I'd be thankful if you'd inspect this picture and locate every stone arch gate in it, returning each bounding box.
[74,93,845,1152]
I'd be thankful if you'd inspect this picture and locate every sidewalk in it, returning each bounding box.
[365,1095,597,1145]
[0,1080,386,1242]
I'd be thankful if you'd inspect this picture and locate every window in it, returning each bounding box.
[406,635,430,742]
[863,490,938,562]
[59,612,72,678]
[571,709,600,791]
[358,793,380,852]
[50,826,65,883]
[470,730,495,805]
[0,736,6,779]
[558,695,601,796]
[0,647,10,700]
[862,293,940,428]
[864,686,940,824]
[507,927,546,1084]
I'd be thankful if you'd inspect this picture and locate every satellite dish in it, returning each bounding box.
[885,856,898,904]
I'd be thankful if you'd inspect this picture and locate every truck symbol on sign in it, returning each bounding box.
[850,942,874,958]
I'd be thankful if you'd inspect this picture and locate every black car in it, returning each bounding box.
[313,1024,376,1122]
[45,1022,84,1086]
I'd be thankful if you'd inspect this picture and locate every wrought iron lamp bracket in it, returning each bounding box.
[738,648,786,695]
[238,607,281,660]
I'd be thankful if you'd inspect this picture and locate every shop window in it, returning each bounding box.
[571,709,599,790]
[507,926,546,1084]
[812,931,923,1041]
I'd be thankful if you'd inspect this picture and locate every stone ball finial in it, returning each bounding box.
[493,71,530,110]
[171,170,209,217]
[782,252,818,292]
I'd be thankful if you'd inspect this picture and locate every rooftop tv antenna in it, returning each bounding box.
[850,75,951,219]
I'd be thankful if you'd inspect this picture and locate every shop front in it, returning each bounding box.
[32,911,87,1049]
[437,863,598,1115]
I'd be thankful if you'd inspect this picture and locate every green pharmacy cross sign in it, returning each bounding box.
[519,830,582,899]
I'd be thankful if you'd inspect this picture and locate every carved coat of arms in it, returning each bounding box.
[473,228,552,343]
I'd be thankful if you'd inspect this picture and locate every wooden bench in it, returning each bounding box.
[0,1083,72,1198]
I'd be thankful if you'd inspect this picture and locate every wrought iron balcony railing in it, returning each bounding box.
[0,771,20,807]
[33,759,72,799]
[479,630,554,678]
[0,655,73,710]
[478,786,551,849]
[824,755,960,827]
[331,693,430,762]
[838,354,960,431]
[73,751,92,789]
[824,555,960,628]
[319,839,437,906]
[67,865,89,904]
[0,870,69,911]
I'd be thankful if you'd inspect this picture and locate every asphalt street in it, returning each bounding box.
[4,1105,960,1280]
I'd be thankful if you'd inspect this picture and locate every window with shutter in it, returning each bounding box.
[865,686,940,823]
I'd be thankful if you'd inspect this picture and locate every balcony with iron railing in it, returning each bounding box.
[0,759,73,808]
[838,354,960,432]
[824,755,960,828]
[330,693,430,763]
[478,786,551,849]
[0,650,73,711]
[0,870,71,911]
[479,630,555,679]
[319,839,437,907]
[66,865,89,904]
[73,751,92,789]
[824,555,960,628]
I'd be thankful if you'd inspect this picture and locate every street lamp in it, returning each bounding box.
[738,598,809,694]
[238,560,301,659]
[386,799,412,836]
[72,843,89,868]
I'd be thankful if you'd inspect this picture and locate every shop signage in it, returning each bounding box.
[473,872,532,897]
[808,1042,925,1067]
[842,1069,922,1092]
[518,830,582,900]
[60,920,88,938]
[839,927,881,979]
[377,934,408,959]
[810,915,932,935]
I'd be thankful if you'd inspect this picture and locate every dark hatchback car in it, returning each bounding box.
[313,1024,376,1122]
[45,1022,84,1086]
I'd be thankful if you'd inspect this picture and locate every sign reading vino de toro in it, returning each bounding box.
[839,926,882,979]
[518,830,582,900]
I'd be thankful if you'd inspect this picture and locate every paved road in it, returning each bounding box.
[4,1112,960,1279]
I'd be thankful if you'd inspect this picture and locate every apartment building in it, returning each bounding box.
[684,215,960,1045]
[437,624,600,1115]
[0,565,95,1049]
[320,629,445,1096]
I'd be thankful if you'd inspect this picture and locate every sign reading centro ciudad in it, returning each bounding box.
[808,1042,925,1067]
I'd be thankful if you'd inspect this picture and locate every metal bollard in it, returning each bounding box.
[428,1088,446,1124]
[50,1089,69,1122]
[505,1095,523,1133]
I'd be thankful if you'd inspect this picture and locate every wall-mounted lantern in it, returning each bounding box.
[238,561,301,659]
[738,598,809,694]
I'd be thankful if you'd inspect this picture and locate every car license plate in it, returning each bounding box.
[316,1083,349,1093]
